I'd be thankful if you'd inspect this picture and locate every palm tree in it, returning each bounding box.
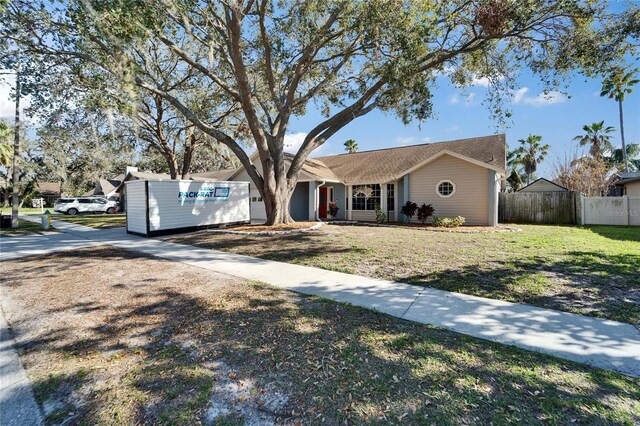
[573,121,616,158]
[512,135,550,185]
[601,67,639,172]
[344,139,358,153]
[606,143,640,172]
[506,149,526,191]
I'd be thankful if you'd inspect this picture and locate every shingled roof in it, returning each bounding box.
[284,153,340,182]
[190,169,236,180]
[315,134,506,184]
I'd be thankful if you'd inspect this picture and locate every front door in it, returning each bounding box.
[319,187,327,219]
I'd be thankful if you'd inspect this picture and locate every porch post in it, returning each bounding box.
[347,184,352,220]
[380,182,387,214]
[394,181,399,221]
[487,170,498,226]
[403,175,409,223]
[308,181,317,221]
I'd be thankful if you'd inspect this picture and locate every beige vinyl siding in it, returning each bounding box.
[233,161,262,188]
[351,211,377,221]
[520,180,567,192]
[625,181,640,196]
[408,154,489,225]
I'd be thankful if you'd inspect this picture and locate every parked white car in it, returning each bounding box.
[54,197,119,215]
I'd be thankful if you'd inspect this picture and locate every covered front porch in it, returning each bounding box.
[306,180,402,222]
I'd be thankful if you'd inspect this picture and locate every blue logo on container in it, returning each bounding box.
[178,186,231,204]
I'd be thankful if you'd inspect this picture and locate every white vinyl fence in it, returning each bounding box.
[580,195,640,226]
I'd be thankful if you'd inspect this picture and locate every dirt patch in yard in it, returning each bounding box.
[1,247,639,425]
[223,221,320,233]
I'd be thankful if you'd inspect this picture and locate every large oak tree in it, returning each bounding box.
[3,0,638,223]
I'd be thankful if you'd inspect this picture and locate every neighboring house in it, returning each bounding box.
[189,170,236,180]
[616,173,640,196]
[230,134,506,226]
[83,174,125,199]
[34,181,62,206]
[517,178,570,193]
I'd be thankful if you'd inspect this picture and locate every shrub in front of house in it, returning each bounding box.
[374,204,386,223]
[328,201,339,219]
[400,201,418,222]
[432,216,465,227]
[416,203,435,224]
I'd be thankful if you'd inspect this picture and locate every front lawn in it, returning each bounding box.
[1,248,638,425]
[0,219,53,236]
[171,224,640,324]
[52,213,126,228]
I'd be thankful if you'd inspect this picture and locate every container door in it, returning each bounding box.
[250,190,267,221]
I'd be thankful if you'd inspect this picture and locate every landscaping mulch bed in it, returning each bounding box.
[342,221,521,233]
[1,247,639,425]
[226,221,319,232]
[209,221,322,235]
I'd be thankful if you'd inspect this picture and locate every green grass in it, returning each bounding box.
[171,224,640,323]
[52,213,126,228]
[0,219,53,235]
[0,207,51,215]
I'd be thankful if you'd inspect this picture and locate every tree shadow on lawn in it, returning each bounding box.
[2,248,639,425]
[584,225,640,242]
[172,232,356,264]
[403,251,640,324]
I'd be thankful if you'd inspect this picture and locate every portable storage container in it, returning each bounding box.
[125,179,251,237]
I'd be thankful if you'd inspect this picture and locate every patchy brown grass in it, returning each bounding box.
[226,221,319,232]
[0,219,56,236]
[1,247,639,425]
[52,214,126,229]
[170,224,640,324]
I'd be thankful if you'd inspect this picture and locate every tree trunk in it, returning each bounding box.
[160,148,178,179]
[11,73,20,227]
[169,158,179,179]
[181,131,196,179]
[619,99,627,172]
[262,177,295,225]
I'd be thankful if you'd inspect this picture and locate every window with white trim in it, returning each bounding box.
[352,184,381,210]
[386,184,395,211]
[437,180,455,198]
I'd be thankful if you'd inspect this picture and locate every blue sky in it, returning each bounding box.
[287,69,640,178]
[2,67,639,179]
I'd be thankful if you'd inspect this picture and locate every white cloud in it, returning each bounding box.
[449,94,460,105]
[512,87,568,106]
[0,73,31,119]
[395,136,416,146]
[465,92,476,105]
[395,136,431,146]
[446,125,460,132]
[470,76,491,87]
[283,132,308,153]
[284,132,328,156]
[513,87,529,104]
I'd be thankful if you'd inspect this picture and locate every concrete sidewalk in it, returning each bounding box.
[0,308,43,426]
[4,217,640,377]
